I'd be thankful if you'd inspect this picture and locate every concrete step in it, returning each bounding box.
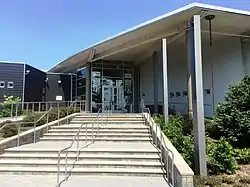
[43,133,151,138]
[0,167,165,176]
[0,153,160,162]
[48,129,150,134]
[70,121,145,124]
[51,125,149,130]
[74,117,144,120]
[39,137,153,142]
[0,160,163,169]
[76,114,143,118]
[5,149,160,155]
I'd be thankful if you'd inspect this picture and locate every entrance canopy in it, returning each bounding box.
[49,3,250,73]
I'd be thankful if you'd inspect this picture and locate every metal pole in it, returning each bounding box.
[77,134,80,161]
[33,122,36,143]
[17,123,21,147]
[190,15,207,176]
[85,124,87,145]
[162,38,169,124]
[32,103,34,113]
[39,102,41,112]
[15,104,18,118]
[57,102,60,126]
[65,150,68,181]
[11,103,13,118]
[46,112,49,133]
[186,21,193,120]
[57,151,60,187]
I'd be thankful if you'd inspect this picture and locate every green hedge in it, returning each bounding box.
[0,120,18,138]
[22,107,78,127]
[154,114,238,175]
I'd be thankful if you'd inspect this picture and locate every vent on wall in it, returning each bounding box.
[0,81,4,88]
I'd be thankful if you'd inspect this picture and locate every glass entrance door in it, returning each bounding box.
[102,85,124,113]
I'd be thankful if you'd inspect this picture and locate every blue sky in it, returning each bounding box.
[1,0,250,70]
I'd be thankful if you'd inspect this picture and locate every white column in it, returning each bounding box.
[189,15,207,176]
[162,38,169,123]
[153,51,158,114]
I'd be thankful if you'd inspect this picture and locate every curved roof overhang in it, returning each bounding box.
[49,3,250,73]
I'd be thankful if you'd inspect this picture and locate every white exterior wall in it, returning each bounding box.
[139,36,246,118]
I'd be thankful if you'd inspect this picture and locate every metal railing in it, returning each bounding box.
[0,121,34,146]
[143,108,174,187]
[33,107,53,143]
[56,108,110,187]
[0,100,86,119]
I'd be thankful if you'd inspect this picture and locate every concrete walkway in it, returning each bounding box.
[0,175,169,187]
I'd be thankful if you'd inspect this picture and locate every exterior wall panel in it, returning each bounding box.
[0,62,24,102]
[24,64,46,102]
[139,36,244,118]
[46,73,71,101]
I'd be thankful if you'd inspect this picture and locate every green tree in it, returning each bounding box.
[215,74,250,148]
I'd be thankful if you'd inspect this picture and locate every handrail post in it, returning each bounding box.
[33,122,36,143]
[15,104,18,118]
[32,103,35,113]
[77,133,80,161]
[46,112,49,133]
[11,103,13,118]
[92,122,94,143]
[38,102,41,112]
[57,151,61,187]
[172,154,174,186]
[76,131,80,161]
[65,150,68,181]
[85,124,87,146]
[17,123,21,147]
[57,102,60,126]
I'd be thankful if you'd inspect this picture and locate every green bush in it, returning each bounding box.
[207,137,237,175]
[0,122,18,138]
[204,118,221,140]
[234,148,250,164]
[215,74,250,148]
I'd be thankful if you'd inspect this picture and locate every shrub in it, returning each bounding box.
[204,118,221,140]
[1,122,18,138]
[234,148,250,164]
[161,115,194,166]
[207,137,237,175]
[215,74,250,148]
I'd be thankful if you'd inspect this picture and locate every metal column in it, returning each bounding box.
[153,51,159,114]
[188,15,207,176]
[162,38,169,123]
[85,62,92,112]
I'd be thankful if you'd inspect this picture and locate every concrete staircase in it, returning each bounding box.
[0,113,166,177]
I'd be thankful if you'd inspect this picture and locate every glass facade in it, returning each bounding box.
[72,66,87,101]
[92,61,134,113]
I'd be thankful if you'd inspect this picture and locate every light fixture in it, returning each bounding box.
[58,80,62,84]
[205,15,216,46]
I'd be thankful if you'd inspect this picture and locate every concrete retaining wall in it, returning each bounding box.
[143,113,194,187]
[0,113,78,154]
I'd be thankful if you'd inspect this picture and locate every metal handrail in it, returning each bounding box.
[56,108,110,187]
[66,100,78,124]
[0,100,86,118]
[0,121,34,146]
[143,108,174,187]
[33,107,53,143]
